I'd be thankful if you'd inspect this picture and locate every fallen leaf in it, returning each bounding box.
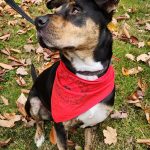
[122,66,143,76]
[36,45,44,54]
[0,63,13,70]
[3,113,21,122]
[0,33,10,41]
[103,126,117,145]
[21,89,30,94]
[75,145,83,150]
[16,93,27,117]
[16,76,26,87]
[0,120,15,128]
[16,67,28,76]
[8,20,18,26]
[145,23,150,31]
[24,44,35,52]
[138,79,148,94]
[1,49,10,55]
[17,29,27,35]
[10,48,21,53]
[129,36,139,46]
[22,118,36,127]
[144,107,150,124]
[0,138,11,147]
[111,111,128,119]
[137,139,150,146]
[125,54,135,61]
[0,96,9,105]
[137,53,150,63]
[49,126,57,145]
[138,41,145,48]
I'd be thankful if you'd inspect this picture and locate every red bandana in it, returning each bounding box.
[51,61,115,123]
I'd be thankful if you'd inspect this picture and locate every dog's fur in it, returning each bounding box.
[25,0,119,149]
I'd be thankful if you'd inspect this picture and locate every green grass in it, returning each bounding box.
[0,0,150,149]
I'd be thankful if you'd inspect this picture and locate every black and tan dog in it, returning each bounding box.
[25,0,119,149]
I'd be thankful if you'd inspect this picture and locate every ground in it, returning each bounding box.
[0,0,150,149]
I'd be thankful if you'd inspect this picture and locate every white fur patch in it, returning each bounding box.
[77,103,112,128]
[35,134,45,148]
[30,97,41,116]
[73,55,104,72]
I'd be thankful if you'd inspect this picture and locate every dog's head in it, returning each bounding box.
[35,0,119,51]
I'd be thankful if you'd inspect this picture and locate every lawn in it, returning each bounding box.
[0,0,150,149]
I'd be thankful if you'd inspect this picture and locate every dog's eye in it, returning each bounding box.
[70,6,81,15]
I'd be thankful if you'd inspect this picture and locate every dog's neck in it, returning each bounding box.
[60,49,110,81]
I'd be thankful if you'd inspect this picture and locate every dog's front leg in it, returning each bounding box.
[84,126,97,150]
[54,122,67,150]
[34,121,45,148]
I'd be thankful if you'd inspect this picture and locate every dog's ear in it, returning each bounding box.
[46,0,67,9]
[95,0,119,14]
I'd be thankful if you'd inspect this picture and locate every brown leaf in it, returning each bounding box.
[138,41,145,48]
[122,66,143,76]
[10,48,21,53]
[125,54,135,61]
[17,29,27,35]
[0,120,15,128]
[16,93,27,117]
[103,126,117,145]
[21,89,30,94]
[145,23,150,31]
[0,138,11,147]
[137,54,150,63]
[1,49,10,56]
[144,107,150,124]
[16,67,28,76]
[8,20,18,26]
[0,33,10,41]
[3,113,21,122]
[110,111,128,119]
[16,76,26,87]
[24,44,35,52]
[138,79,148,94]
[137,139,150,146]
[0,96,9,105]
[49,126,57,145]
[22,118,36,127]
[0,63,13,70]
[129,36,139,46]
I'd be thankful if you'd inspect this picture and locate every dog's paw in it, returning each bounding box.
[34,134,45,148]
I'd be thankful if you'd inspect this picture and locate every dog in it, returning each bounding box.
[25,0,119,149]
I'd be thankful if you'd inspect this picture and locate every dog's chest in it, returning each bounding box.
[63,70,112,129]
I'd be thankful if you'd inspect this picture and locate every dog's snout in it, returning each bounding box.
[35,15,49,29]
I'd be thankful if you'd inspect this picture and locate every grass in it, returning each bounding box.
[0,0,150,149]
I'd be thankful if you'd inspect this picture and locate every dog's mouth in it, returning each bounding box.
[38,35,59,51]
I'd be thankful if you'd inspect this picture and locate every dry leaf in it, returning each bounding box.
[145,23,150,31]
[22,118,36,127]
[16,76,26,87]
[0,120,15,128]
[111,111,128,119]
[129,36,139,46]
[122,66,143,76]
[144,107,150,124]
[103,126,117,145]
[138,41,145,48]
[17,29,27,35]
[0,138,11,147]
[49,126,57,145]
[16,93,27,117]
[0,63,13,70]
[138,79,148,94]
[24,44,35,52]
[21,89,30,94]
[0,96,9,105]
[8,20,18,26]
[16,67,28,76]
[137,139,150,146]
[1,49,10,56]
[125,54,135,61]
[0,33,10,41]
[36,45,44,54]
[137,54,150,63]
[10,49,21,53]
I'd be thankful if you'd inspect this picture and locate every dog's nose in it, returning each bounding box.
[35,15,49,29]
